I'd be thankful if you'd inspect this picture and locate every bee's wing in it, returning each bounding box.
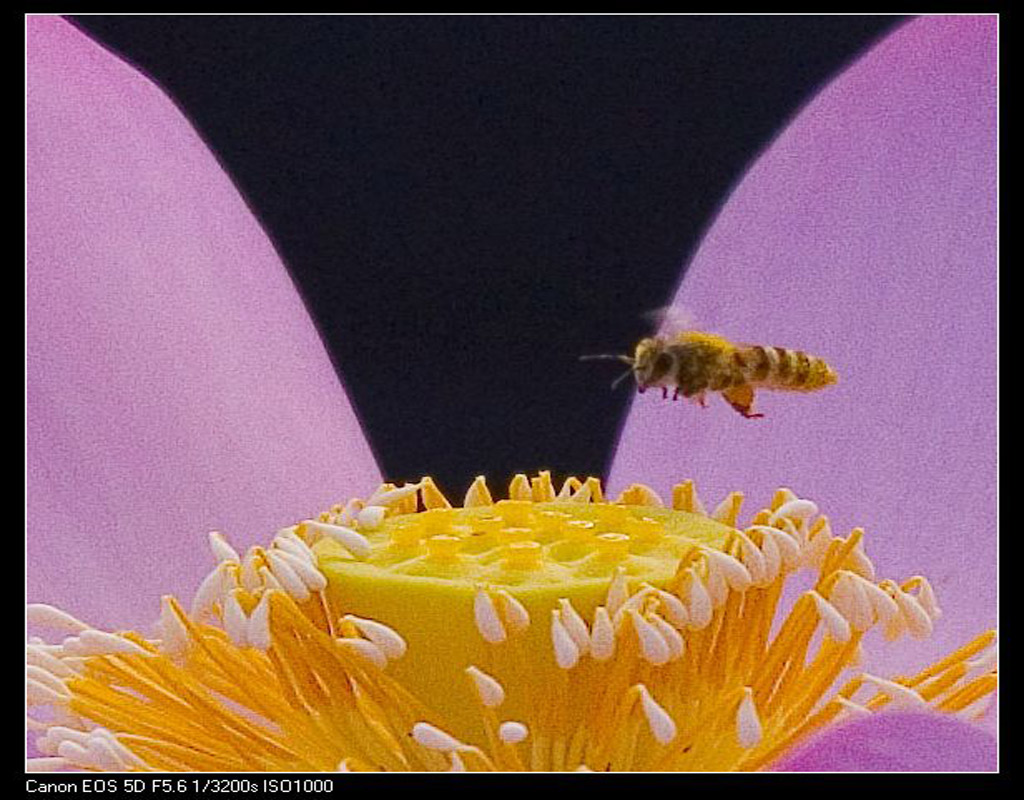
[641,305,702,336]
[643,304,750,349]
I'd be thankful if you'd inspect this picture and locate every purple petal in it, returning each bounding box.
[609,16,996,679]
[27,16,380,633]
[769,712,997,772]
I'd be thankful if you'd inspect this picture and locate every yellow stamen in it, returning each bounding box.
[27,474,996,772]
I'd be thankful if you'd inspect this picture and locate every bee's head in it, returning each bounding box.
[632,337,674,389]
[581,336,673,391]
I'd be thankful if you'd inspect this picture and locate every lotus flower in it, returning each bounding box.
[26,15,996,772]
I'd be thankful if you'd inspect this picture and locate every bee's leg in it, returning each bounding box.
[638,385,646,394]
[722,384,764,419]
[695,392,708,408]
[661,387,669,400]
[672,388,681,401]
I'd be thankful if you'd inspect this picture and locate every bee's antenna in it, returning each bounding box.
[610,368,635,391]
[579,354,634,365]
[581,353,636,392]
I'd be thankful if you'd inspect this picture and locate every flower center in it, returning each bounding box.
[303,475,737,741]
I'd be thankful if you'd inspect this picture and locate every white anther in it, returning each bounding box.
[637,685,676,745]
[264,550,311,603]
[908,576,942,621]
[629,610,670,666]
[558,599,591,655]
[343,615,407,660]
[655,589,689,629]
[966,644,998,679]
[771,499,819,526]
[835,697,873,719]
[274,547,328,592]
[27,678,68,706]
[448,751,466,771]
[861,674,927,709]
[761,530,785,584]
[892,589,933,639]
[465,665,505,708]
[703,548,752,592]
[85,735,124,770]
[37,726,82,755]
[734,531,767,585]
[844,541,876,581]
[221,592,249,647]
[736,688,762,749]
[336,637,388,669]
[271,536,315,568]
[412,722,466,752]
[337,498,363,526]
[26,757,69,771]
[765,528,801,571]
[709,493,739,525]
[367,481,424,508]
[76,630,151,657]
[803,522,834,570]
[240,549,262,593]
[336,759,352,772]
[26,645,78,679]
[258,565,285,594]
[631,485,664,507]
[305,520,372,559]
[474,588,507,644]
[26,667,69,699]
[569,481,593,503]
[612,585,659,628]
[648,614,685,661]
[829,571,874,631]
[809,590,851,643]
[703,556,729,608]
[247,592,272,651]
[158,596,190,657]
[556,479,578,500]
[590,606,616,661]
[495,590,530,633]
[463,476,493,507]
[855,577,900,625]
[27,641,62,653]
[90,729,143,770]
[746,526,782,582]
[50,728,142,771]
[551,610,581,670]
[55,741,92,769]
[498,721,529,744]
[55,637,81,657]
[191,562,232,618]
[882,611,906,642]
[685,568,713,629]
[208,531,240,564]
[27,604,90,634]
[273,527,316,561]
[356,505,387,530]
[606,567,630,616]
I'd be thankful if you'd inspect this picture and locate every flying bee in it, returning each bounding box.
[582,330,837,418]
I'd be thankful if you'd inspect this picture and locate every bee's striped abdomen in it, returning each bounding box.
[738,345,837,392]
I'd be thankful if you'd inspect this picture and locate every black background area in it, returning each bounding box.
[68,15,906,499]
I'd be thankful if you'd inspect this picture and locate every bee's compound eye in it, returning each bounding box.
[651,350,675,379]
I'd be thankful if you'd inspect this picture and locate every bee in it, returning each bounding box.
[582,330,837,418]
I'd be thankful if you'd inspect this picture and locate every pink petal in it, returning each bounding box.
[609,16,996,679]
[769,712,997,772]
[27,16,380,633]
